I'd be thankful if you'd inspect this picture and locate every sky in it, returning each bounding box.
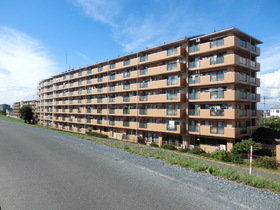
[0,0,280,109]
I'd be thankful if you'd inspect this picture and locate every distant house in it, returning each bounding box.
[0,104,11,112]
[270,105,280,117]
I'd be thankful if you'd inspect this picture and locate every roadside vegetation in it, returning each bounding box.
[1,114,280,193]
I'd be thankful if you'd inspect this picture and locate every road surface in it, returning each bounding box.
[0,121,279,210]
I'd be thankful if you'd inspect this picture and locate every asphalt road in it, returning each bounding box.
[0,121,279,210]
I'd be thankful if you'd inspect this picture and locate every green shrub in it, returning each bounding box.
[211,150,231,162]
[161,144,177,150]
[150,142,159,147]
[189,147,205,154]
[254,156,278,169]
[88,131,108,138]
[229,153,243,164]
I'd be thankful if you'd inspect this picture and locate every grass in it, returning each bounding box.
[1,114,280,193]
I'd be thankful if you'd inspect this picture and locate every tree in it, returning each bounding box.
[20,105,34,124]
[231,138,262,159]
[0,110,7,115]
[257,116,280,131]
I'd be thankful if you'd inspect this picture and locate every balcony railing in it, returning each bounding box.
[240,110,247,117]
[189,77,200,84]
[139,123,147,128]
[140,96,148,101]
[240,92,247,99]
[210,74,224,82]
[251,93,256,100]
[210,91,224,99]
[123,109,130,114]
[210,109,224,116]
[167,124,177,131]
[189,93,199,99]
[189,61,199,68]
[123,85,130,90]
[189,109,200,116]
[189,45,199,53]
[240,127,247,134]
[140,68,148,75]
[167,94,178,100]
[123,97,130,102]
[139,109,147,115]
[210,127,224,134]
[123,122,130,127]
[140,82,148,88]
[166,109,177,116]
[109,109,115,114]
[189,125,199,132]
[167,79,177,85]
[251,110,256,116]
[210,56,224,65]
[109,121,115,126]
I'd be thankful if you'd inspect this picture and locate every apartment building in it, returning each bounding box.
[37,28,261,152]
[12,100,37,118]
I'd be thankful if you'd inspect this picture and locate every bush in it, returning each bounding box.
[189,147,205,155]
[161,144,177,150]
[150,142,159,147]
[254,156,278,169]
[88,131,108,138]
[211,150,231,162]
[229,153,243,164]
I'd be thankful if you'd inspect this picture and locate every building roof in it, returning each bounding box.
[270,105,280,109]
[251,127,280,144]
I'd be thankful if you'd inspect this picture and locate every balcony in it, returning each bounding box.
[189,72,260,87]
[189,54,260,71]
[189,90,260,102]
[139,47,185,64]
[189,36,260,56]
[189,109,258,120]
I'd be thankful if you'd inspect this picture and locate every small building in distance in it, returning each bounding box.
[0,104,11,112]
[270,105,280,117]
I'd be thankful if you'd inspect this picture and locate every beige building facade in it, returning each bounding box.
[37,28,261,152]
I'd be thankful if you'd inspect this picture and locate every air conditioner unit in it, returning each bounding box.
[196,38,200,43]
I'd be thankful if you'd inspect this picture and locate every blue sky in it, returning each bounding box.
[0,0,280,109]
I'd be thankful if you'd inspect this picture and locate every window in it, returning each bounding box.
[240,39,247,48]
[140,54,148,62]
[167,48,177,56]
[78,72,82,76]
[98,77,103,82]
[87,69,92,74]
[189,43,199,53]
[210,38,224,48]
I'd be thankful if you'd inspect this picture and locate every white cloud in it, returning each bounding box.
[0,26,58,105]
[74,0,123,26]
[73,0,199,52]
[259,44,280,73]
[258,69,280,109]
